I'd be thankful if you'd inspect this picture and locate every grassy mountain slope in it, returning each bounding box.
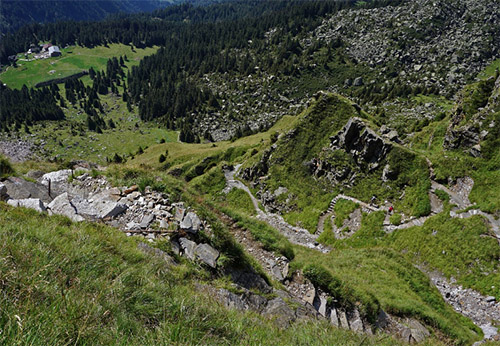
[0,203,413,346]
[106,99,483,343]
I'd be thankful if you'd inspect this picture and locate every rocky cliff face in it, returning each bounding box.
[444,74,500,156]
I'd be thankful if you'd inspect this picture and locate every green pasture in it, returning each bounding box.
[0,44,157,89]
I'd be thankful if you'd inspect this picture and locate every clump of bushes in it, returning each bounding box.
[0,155,14,178]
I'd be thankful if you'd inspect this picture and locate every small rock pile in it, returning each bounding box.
[1,169,220,269]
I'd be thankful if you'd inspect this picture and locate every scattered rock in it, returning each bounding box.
[180,211,202,233]
[7,198,46,213]
[194,243,219,268]
[47,193,84,222]
[140,214,155,229]
[179,237,196,260]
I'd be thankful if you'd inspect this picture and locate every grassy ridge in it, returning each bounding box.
[0,204,409,346]
[0,44,157,89]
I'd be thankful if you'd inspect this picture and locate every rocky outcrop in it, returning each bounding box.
[330,117,392,170]
[443,75,499,155]
[241,144,276,182]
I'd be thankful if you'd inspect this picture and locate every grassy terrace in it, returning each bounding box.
[0,44,157,89]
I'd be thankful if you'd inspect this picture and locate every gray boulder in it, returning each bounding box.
[74,192,127,220]
[7,198,46,213]
[179,237,196,260]
[40,169,72,196]
[47,193,84,222]
[2,177,51,203]
[347,308,364,332]
[353,77,364,86]
[140,214,155,229]
[263,297,296,329]
[174,206,185,222]
[226,267,273,294]
[40,169,72,186]
[407,319,430,343]
[195,243,220,268]
[180,211,202,233]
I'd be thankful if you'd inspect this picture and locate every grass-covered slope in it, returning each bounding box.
[0,204,410,346]
[0,44,158,89]
[246,93,431,231]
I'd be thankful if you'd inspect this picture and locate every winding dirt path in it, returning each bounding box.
[224,165,329,252]
[223,165,500,341]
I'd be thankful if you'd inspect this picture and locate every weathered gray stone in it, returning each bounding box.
[40,169,72,196]
[159,219,169,229]
[179,237,196,260]
[353,76,364,86]
[96,201,127,219]
[170,239,181,255]
[7,198,46,213]
[408,319,430,343]
[214,287,246,311]
[2,177,51,203]
[263,298,296,329]
[313,295,328,318]
[140,214,155,228]
[330,307,339,327]
[47,193,84,222]
[295,303,320,320]
[180,211,202,233]
[348,308,364,332]
[40,169,72,186]
[226,267,273,294]
[330,117,391,169]
[175,207,185,222]
[376,310,391,329]
[194,243,220,268]
[76,190,128,220]
[272,264,284,281]
[338,310,349,329]
[244,291,268,312]
[126,221,140,230]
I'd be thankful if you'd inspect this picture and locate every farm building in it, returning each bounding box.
[42,43,52,52]
[48,46,61,57]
